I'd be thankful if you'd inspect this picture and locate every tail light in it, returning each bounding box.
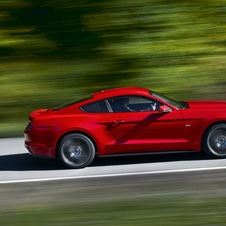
[25,122,33,132]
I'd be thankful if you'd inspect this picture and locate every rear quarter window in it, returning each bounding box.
[80,100,109,113]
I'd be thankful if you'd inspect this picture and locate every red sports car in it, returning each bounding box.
[24,87,226,168]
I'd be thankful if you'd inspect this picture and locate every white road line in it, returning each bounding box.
[1,165,226,184]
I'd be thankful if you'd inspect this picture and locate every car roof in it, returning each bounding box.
[92,87,150,100]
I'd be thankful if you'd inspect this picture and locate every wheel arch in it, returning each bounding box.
[201,120,226,149]
[55,130,98,159]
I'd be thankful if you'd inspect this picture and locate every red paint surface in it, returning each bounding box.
[24,87,226,158]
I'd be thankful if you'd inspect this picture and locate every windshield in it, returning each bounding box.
[149,90,184,109]
[52,95,93,111]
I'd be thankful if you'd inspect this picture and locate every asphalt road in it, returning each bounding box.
[1,138,226,184]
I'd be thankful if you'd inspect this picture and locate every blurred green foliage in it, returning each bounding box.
[1,177,226,226]
[2,194,226,226]
[1,0,226,136]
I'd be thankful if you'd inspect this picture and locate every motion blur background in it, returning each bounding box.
[1,0,226,137]
[2,1,226,225]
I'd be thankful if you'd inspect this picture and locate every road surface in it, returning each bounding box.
[0,138,226,184]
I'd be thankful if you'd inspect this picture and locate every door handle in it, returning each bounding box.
[112,120,126,123]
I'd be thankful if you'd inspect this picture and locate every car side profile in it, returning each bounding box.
[24,87,226,168]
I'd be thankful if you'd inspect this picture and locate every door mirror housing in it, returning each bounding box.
[159,105,172,113]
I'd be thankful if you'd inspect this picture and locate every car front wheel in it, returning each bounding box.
[203,123,226,158]
[58,133,96,168]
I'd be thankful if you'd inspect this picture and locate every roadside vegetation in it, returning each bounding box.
[2,194,226,226]
[1,172,226,226]
[1,0,226,137]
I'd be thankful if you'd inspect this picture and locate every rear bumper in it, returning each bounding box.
[24,140,55,158]
[24,123,57,158]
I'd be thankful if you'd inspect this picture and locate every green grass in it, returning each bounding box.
[1,169,226,226]
[1,193,226,226]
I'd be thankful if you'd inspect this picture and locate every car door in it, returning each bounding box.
[107,95,184,152]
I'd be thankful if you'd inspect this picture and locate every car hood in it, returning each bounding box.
[185,101,226,109]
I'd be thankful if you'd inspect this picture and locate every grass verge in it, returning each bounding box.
[0,172,226,226]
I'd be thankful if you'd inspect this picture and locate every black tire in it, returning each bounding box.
[57,133,96,168]
[202,123,226,158]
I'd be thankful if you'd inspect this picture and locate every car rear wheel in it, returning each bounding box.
[58,133,96,168]
[203,123,226,158]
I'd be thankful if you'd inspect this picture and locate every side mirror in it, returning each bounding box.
[159,105,172,113]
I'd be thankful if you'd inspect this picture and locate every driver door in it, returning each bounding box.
[107,95,184,152]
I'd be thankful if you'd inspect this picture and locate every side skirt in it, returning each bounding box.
[99,150,200,158]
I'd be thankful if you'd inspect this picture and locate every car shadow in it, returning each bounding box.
[0,154,64,171]
[0,151,210,171]
[89,151,210,167]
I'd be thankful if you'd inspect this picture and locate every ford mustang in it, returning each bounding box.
[24,87,226,168]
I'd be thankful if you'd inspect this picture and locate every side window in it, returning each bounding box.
[108,96,160,113]
[80,100,109,113]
